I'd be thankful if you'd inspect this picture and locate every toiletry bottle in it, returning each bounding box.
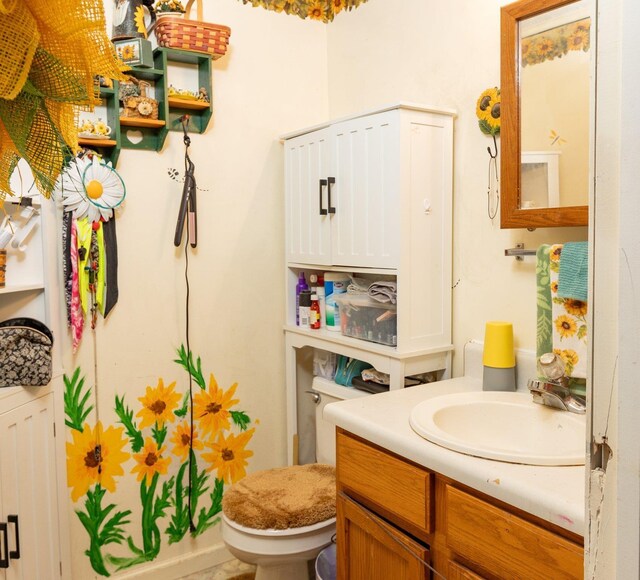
[310,294,321,329]
[316,281,325,328]
[299,290,311,329]
[295,272,308,326]
[324,272,349,331]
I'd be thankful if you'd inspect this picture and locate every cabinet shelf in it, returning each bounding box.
[168,97,210,110]
[157,48,213,134]
[0,284,45,295]
[78,138,117,148]
[127,67,164,81]
[287,263,397,276]
[284,324,453,360]
[77,86,121,166]
[119,117,166,128]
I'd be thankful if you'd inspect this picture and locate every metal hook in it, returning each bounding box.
[487,134,498,159]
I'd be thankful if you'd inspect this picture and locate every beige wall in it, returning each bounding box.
[65,3,328,578]
[326,0,587,376]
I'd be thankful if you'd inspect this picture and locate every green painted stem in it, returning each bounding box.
[141,473,159,557]
[87,538,110,577]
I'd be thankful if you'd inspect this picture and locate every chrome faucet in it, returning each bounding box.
[528,353,586,414]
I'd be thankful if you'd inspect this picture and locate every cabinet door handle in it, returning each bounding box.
[0,522,8,568]
[327,177,336,214]
[7,515,19,560]
[319,179,328,215]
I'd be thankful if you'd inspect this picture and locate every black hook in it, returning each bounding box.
[487,134,498,159]
[181,115,191,147]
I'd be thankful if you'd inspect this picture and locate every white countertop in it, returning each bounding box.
[324,376,586,536]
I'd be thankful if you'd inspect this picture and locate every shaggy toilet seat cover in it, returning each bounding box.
[222,464,336,530]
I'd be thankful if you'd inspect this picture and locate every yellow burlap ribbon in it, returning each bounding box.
[0,0,129,200]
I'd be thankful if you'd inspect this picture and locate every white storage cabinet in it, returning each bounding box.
[0,184,68,579]
[282,103,456,463]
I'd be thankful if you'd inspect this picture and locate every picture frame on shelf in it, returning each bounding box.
[113,38,154,68]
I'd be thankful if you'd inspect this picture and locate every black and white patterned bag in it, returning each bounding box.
[0,318,53,388]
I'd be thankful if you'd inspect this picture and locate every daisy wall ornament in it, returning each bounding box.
[56,153,125,351]
[59,156,126,223]
[476,87,501,220]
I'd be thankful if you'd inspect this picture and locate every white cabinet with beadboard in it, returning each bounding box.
[282,103,455,464]
[0,171,69,579]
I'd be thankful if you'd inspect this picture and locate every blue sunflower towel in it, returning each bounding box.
[558,242,588,302]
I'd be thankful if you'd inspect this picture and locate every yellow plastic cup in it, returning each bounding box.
[483,321,515,369]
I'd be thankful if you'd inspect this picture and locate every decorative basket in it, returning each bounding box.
[154,0,231,59]
[122,81,159,120]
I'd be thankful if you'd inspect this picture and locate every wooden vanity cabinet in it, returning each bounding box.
[336,429,584,580]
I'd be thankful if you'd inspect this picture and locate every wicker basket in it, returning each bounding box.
[122,81,159,120]
[155,0,231,59]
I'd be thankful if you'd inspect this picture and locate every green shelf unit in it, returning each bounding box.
[78,84,122,166]
[155,48,213,134]
[119,64,168,152]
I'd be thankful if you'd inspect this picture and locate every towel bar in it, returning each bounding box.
[505,243,536,261]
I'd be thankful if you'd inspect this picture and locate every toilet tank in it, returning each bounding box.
[312,377,369,465]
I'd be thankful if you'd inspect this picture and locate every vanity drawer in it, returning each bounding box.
[336,430,433,534]
[445,485,583,579]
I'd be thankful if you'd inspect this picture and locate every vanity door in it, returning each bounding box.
[337,493,429,580]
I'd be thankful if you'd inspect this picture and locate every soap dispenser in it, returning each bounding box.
[482,321,516,391]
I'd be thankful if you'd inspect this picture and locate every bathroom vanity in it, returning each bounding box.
[326,376,585,579]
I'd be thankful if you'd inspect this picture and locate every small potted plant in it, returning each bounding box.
[154,0,186,18]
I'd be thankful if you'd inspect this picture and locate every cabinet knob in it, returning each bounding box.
[423,199,431,214]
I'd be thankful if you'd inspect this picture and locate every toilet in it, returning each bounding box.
[221,377,368,580]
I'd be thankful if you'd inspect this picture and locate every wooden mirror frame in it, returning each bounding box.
[500,0,589,229]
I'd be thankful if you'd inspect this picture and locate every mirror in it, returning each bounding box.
[501,0,593,228]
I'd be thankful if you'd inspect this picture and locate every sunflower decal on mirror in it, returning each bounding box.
[476,87,501,136]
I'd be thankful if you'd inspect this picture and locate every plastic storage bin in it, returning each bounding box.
[335,294,397,346]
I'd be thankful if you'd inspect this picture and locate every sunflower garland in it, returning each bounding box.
[522,17,591,67]
[238,0,368,22]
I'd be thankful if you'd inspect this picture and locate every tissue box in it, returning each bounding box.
[335,294,397,346]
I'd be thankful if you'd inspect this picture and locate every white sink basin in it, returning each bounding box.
[409,391,586,466]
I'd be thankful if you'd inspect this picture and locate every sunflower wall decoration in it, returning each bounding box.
[238,0,369,22]
[56,153,126,351]
[64,346,257,577]
[0,0,128,202]
[476,87,501,220]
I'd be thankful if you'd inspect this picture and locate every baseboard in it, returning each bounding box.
[113,542,233,580]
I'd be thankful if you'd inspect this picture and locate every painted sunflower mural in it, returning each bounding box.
[64,346,257,576]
